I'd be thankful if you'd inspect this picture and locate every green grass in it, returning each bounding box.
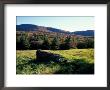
[44,49,94,63]
[16,49,94,74]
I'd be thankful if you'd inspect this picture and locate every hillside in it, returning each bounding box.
[16,24,94,36]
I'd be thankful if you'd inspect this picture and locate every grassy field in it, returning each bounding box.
[16,49,94,74]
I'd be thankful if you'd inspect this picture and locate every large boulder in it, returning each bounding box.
[36,49,66,62]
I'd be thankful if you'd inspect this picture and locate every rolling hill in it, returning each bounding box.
[16,24,94,36]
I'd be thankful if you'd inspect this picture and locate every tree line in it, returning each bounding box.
[16,32,94,50]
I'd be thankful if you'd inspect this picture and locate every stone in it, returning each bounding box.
[36,50,64,62]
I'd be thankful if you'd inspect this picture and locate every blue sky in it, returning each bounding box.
[16,16,94,32]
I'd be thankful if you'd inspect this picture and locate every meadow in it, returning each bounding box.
[16,49,94,74]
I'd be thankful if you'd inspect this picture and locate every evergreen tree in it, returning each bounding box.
[20,33,30,50]
[77,41,87,49]
[16,36,21,50]
[86,38,94,48]
[64,36,74,49]
[51,37,60,50]
[42,36,50,50]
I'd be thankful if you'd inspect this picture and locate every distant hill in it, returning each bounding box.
[16,24,94,36]
[73,30,94,36]
[16,24,38,31]
[16,24,69,34]
[47,27,71,34]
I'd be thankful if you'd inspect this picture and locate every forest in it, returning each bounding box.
[16,31,94,50]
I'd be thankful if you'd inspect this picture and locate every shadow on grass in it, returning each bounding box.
[53,59,94,74]
[17,57,94,74]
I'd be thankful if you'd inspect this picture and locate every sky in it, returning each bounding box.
[16,16,95,32]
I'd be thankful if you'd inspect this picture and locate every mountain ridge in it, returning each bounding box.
[16,24,94,36]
